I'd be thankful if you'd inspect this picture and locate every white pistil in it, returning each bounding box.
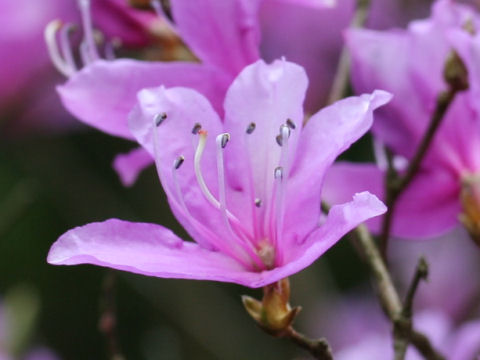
[45,20,74,77]
[77,0,99,63]
[194,131,221,208]
[195,131,254,239]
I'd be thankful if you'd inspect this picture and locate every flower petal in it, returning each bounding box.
[323,161,461,238]
[112,147,154,187]
[392,168,461,239]
[57,59,229,139]
[322,162,384,232]
[346,28,429,158]
[170,0,261,74]
[275,192,386,280]
[284,91,390,244]
[129,86,253,260]
[48,219,256,284]
[223,59,308,234]
[259,0,351,111]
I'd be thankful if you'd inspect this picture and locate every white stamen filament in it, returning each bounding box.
[78,0,99,62]
[60,24,77,73]
[195,131,254,239]
[216,134,263,268]
[244,123,261,240]
[194,131,222,208]
[45,20,74,77]
[152,118,251,266]
[271,124,292,265]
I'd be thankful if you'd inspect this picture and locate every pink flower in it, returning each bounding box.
[323,0,480,239]
[53,0,372,186]
[47,59,389,288]
[1,0,155,136]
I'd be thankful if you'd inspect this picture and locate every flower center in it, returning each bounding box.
[153,113,298,270]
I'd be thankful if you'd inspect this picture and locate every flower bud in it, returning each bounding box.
[443,50,469,91]
[242,278,301,335]
[460,174,480,247]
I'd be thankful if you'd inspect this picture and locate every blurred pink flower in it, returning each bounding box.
[61,0,419,186]
[0,0,155,136]
[47,59,388,288]
[323,0,480,239]
[333,308,480,360]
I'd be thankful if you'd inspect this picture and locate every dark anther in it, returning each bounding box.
[192,123,202,134]
[154,112,167,126]
[221,134,230,148]
[246,122,256,134]
[255,198,262,207]
[276,134,283,147]
[286,118,296,129]
[174,155,185,169]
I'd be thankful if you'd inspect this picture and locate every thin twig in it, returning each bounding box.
[379,87,459,258]
[379,48,469,258]
[402,257,429,318]
[99,271,125,360]
[394,257,429,359]
[350,224,445,360]
[327,0,372,104]
[284,327,333,360]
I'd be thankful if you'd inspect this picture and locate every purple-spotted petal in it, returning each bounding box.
[170,0,261,74]
[57,59,229,139]
[112,147,154,187]
[284,91,391,243]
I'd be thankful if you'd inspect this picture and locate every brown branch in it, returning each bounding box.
[327,0,372,104]
[283,327,333,360]
[350,225,445,360]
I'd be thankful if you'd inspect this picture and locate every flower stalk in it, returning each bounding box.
[242,278,333,360]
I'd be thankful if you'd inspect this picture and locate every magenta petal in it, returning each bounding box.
[57,59,229,139]
[346,29,429,158]
[392,168,461,239]
[112,147,154,187]
[170,0,261,74]
[285,91,391,242]
[259,0,351,111]
[48,219,251,283]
